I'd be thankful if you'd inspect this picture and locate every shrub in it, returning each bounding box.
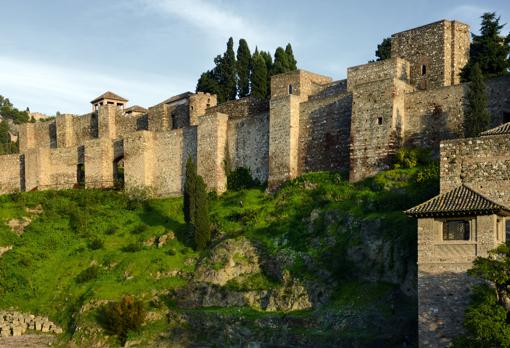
[102,295,145,346]
[88,238,104,250]
[105,226,118,235]
[122,243,143,253]
[227,167,262,191]
[131,224,148,235]
[394,147,432,169]
[76,265,100,283]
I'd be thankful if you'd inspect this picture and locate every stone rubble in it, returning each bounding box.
[0,311,63,337]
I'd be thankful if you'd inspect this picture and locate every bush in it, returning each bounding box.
[394,147,432,169]
[105,226,118,235]
[131,224,148,235]
[89,238,104,250]
[122,242,143,253]
[76,265,100,283]
[102,295,145,346]
[227,167,262,191]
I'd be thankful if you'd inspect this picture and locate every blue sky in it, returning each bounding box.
[1,0,509,115]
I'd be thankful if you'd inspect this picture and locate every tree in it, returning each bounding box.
[216,37,237,102]
[193,175,210,250]
[461,12,510,81]
[0,120,11,155]
[272,47,290,75]
[285,43,297,70]
[196,70,221,97]
[452,244,510,347]
[375,37,392,61]
[251,52,268,99]
[464,63,491,137]
[183,157,197,224]
[237,39,252,98]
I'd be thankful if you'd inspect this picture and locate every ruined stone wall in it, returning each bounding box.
[298,91,352,174]
[226,112,269,183]
[208,97,269,120]
[440,134,510,205]
[0,154,21,194]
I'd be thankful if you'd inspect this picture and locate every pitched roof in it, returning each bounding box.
[124,105,147,113]
[90,91,128,104]
[405,185,510,217]
[162,92,194,104]
[481,122,510,136]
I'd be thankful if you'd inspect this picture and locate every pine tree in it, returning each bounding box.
[251,52,268,99]
[183,157,197,224]
[272,47,290,75]
[193,175,210,250]
[285,43,297,70]
[464,63,491,137]
[237,39,252,98]
[375,38,392,61]
[461,12,510,81]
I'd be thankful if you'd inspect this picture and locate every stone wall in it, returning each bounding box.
[227,112,269,183]
[0,154,21,194]
[298,91,352,174]
[271,70,332,99]
[208,97,269,120]
[440,134,510,205]
[0,311,62,337]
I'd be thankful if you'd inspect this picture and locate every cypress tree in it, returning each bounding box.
[285,43,297,70]
[375,38,392,61]
[217,37,237,102]
[183,157,197,224]
[193,175,210,250]
[272,47,290,75]
[237,39,252,98]
[464,63,491,137]
[461,12,510,81]
[259,50,273,96]
[251,53,268,99]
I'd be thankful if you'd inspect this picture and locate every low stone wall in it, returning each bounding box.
[0,311,62,337]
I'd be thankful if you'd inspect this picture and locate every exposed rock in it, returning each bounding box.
[6,217,31,235]
[0,246,12,258]
[0,311,62,337]
[194,237,261,285]
[157,232,174,248]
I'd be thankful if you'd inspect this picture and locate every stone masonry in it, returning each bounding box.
[1,19,510,196]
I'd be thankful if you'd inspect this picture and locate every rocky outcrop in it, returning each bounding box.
[194,237,261,285]
[0,311,62,337]
[0,245,12,258]
[6,217,31,235]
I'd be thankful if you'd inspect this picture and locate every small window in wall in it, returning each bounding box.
[190,106,194,111]
[77,164,85,188]
[288,84,293,95]
[443,220,470,241]
[421,65,427,76]
[171,113,177,129]
[377,117,383,125]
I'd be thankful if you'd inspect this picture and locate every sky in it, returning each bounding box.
[0,0,509,115]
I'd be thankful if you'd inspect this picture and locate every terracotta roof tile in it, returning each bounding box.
[481,122,510,136]
[405,185,510,217]
[90,91,128,104]
[124,105,147,113]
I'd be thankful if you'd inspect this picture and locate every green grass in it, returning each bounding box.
[0,165,437,343]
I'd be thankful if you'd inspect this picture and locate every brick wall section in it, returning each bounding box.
[440,134,510,205]
[298,91,352,174]
[0,154,21,194]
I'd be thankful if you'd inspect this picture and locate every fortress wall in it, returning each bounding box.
[115,113,142,135]
[269,95,301,188]
[24,148,50,191]
[298,92,352,174]
[45,147,81,189]
[19,121,56,151]
[486,76,510,125]
[84,138,114,189]
[271,70,332,99]
[151,127,197,196]
[148,103,169,132]
[226,112,269,183]
[197,113,228,193]
[189,93,217,126]
[0,154,21,194]
[207,97,269,120]
[440,134,510,205]
[71,113,98,146]
[347,58,410,90]
[404,84,465,150]
[124,131,154,192]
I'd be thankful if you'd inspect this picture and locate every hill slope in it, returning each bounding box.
[0,167,438,347]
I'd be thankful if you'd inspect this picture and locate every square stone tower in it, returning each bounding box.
[391,20,470,90]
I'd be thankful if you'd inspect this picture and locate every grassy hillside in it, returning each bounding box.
[0,166,438,346]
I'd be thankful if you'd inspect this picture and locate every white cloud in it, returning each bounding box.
[0,56,192,115]
[139,0,288,47]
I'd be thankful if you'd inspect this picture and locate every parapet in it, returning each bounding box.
[270,69,332,100]
[347,57,411,90]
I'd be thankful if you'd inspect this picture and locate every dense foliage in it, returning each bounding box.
[464,63,491,137]
[461,12,510,81]
[454,244,510,347]
[375,37,392,61]
[196,38,298,101]
[226,167,262,191]
[102,295,145,346]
